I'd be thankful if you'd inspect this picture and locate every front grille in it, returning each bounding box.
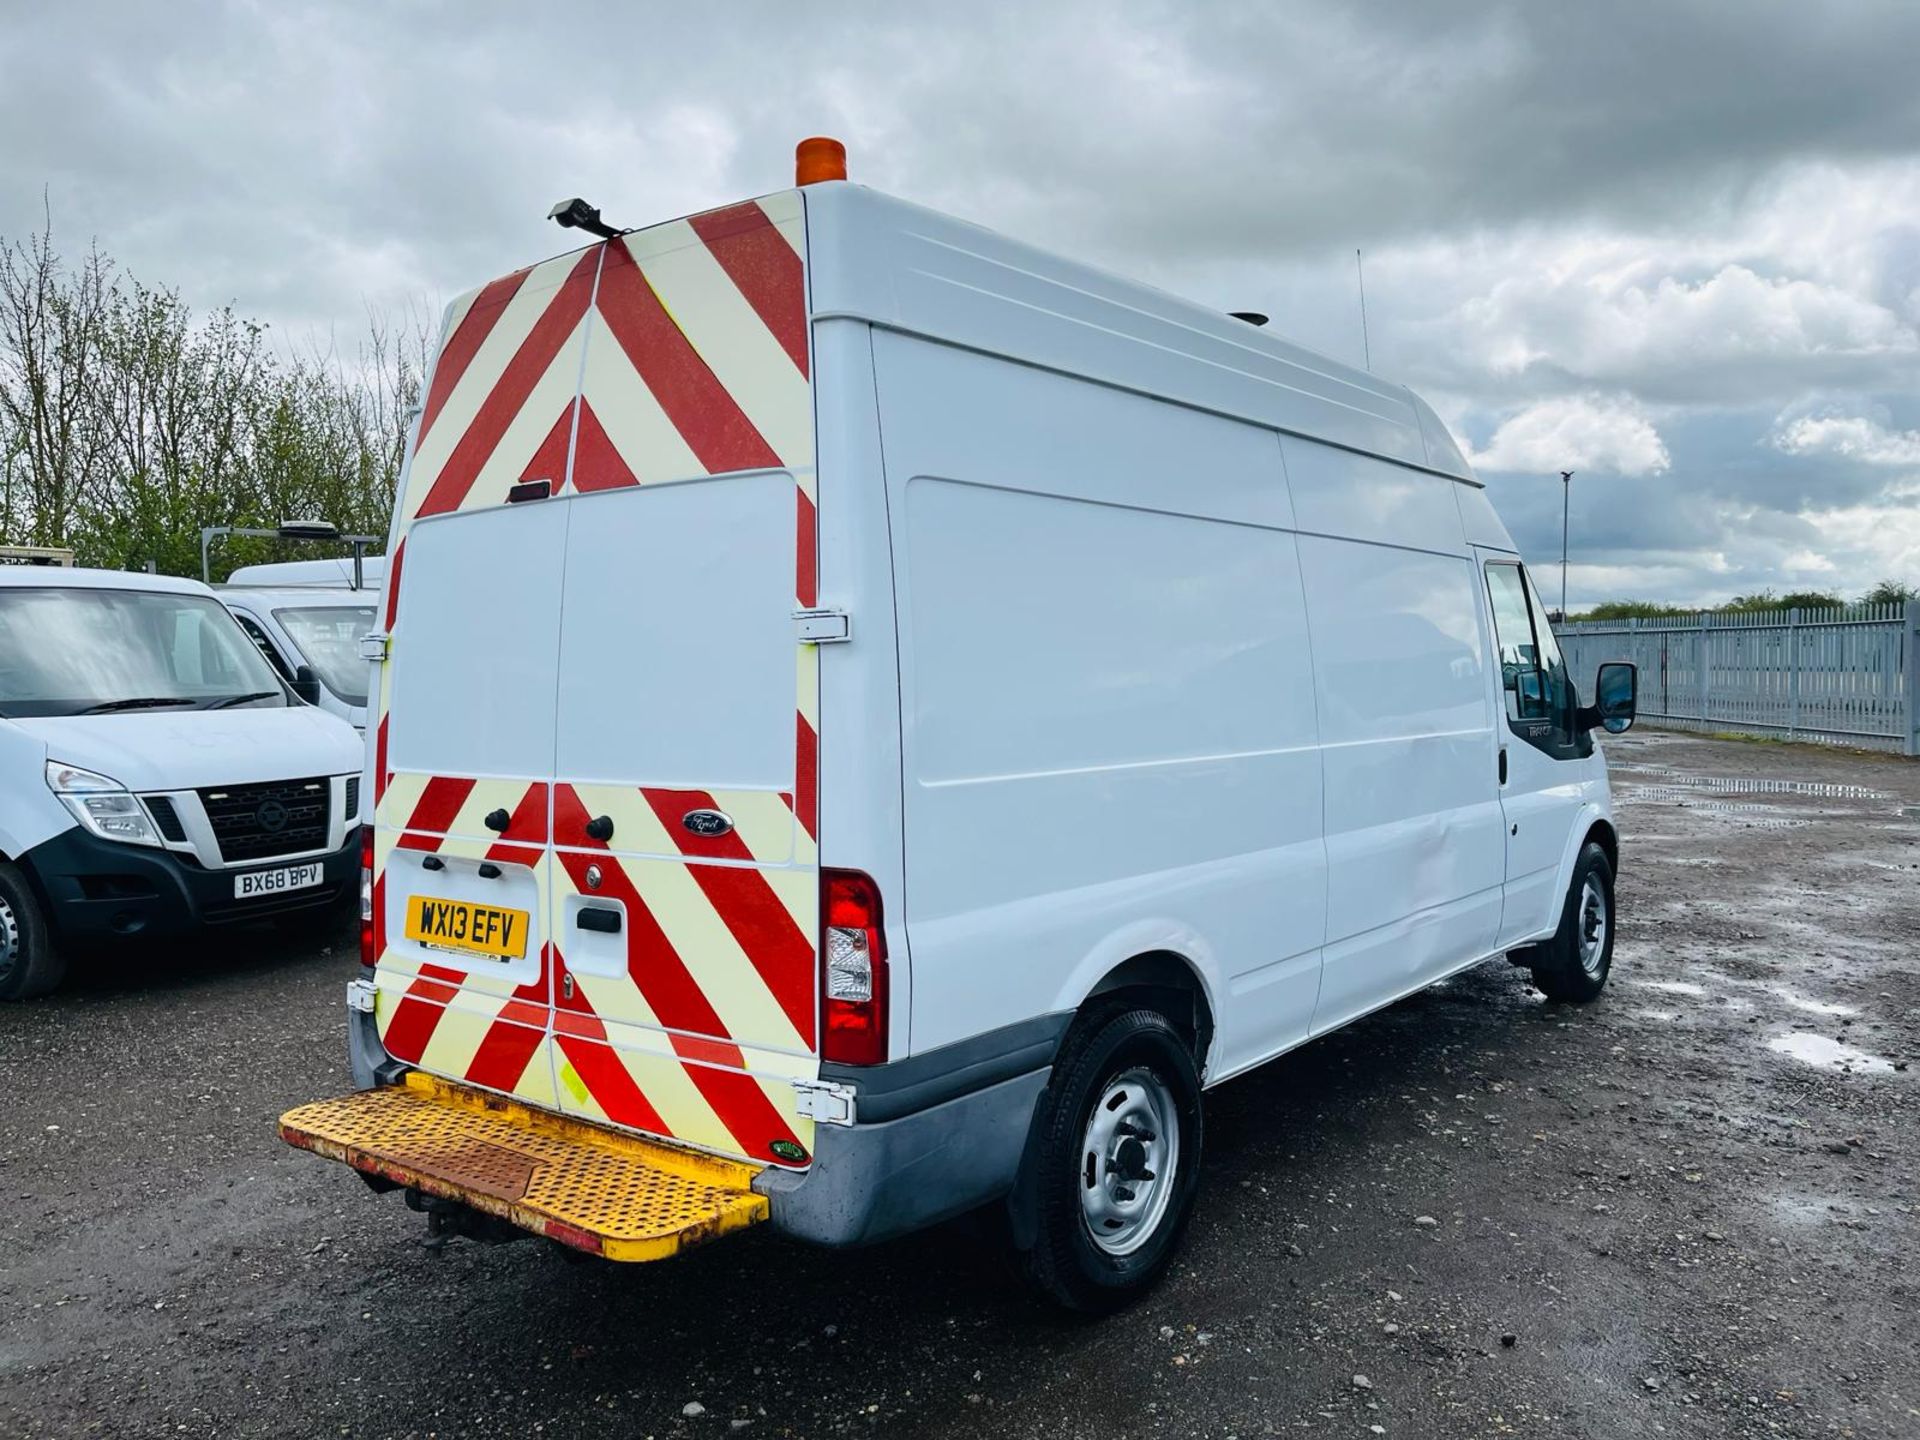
[198,777,330,863]
[344,775,360,820]
[145,795,187,843]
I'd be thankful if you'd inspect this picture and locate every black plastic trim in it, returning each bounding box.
[20,825,357,943]
[821,1011,1071,1124]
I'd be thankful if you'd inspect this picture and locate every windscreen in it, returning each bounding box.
[274,604,377,705]
[0,587,287,718]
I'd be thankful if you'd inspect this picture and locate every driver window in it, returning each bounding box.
[1520,568,1575,727]
[1484,563,1548,721]
[233,614,293,681]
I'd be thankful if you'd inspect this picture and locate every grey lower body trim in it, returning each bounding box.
[348,991,406,1090]
[756,1068,1049,1247]
[821,1011,1070,1123]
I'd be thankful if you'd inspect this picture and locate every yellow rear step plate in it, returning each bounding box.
[279,1072,766,1260]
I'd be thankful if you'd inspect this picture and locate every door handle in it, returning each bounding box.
[1498,747,1508,785]
[576,907,622,935]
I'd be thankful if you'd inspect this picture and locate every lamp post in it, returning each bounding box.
[1559,469,1574,619]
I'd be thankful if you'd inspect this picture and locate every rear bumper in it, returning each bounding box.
[755,1067,1050,1246]
[755,1013,1070,1246]
[21,825,358,943]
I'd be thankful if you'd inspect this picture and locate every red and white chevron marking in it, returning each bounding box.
[368,189,822,1165]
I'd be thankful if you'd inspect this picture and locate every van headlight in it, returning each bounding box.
[45,761,161,847]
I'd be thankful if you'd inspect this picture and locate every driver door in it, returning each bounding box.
[1479,555,1592,948]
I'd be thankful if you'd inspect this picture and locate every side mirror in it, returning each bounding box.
[1513,666,1547,717]
[1590,661,1637,733]
[292,663,323,706]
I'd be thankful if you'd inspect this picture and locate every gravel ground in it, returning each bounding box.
[2,729,1916,1439]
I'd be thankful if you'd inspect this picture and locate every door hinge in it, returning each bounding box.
[346,978,376,1014]
[358,631,390,663]
[793,1078,857,1126]
[794,607,850,644]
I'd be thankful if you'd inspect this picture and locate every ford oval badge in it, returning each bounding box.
[682,808,734,838]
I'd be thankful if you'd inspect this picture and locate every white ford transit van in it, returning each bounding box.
[0,567,365,999]
[281,144,1638,1310]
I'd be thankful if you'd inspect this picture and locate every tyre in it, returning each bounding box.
[0,862,67,1001]
[1019,1006,1203,1312]
[1528,841,1615,1003]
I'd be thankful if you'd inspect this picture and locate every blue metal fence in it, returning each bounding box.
[1556,600,1920,755]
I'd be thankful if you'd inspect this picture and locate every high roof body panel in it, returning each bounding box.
[803,183,1477,486]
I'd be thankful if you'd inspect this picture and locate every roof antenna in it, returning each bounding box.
[1355,248,1372,372]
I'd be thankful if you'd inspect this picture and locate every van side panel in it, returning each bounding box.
[1282,441,1506,1034]
[873,332,1326,1072]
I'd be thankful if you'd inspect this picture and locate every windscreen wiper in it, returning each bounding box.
[209,691,282,710]
[78,696,197,715]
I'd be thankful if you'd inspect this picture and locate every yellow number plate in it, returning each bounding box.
[404,896,530,960]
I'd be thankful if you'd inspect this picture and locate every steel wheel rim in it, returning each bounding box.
[0,891,19,982]
[1079,1066,1179,1257]
[1577,875,1608,976]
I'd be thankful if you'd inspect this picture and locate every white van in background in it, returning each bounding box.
[221,588,379,731]
[0,567,364,1000]
[281,147,1638,1311]
[226,556,387,591]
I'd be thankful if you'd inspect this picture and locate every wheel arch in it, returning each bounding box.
[1585,816,1619,877]
[1062,943,1219,1080]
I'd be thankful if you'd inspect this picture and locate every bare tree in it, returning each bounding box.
[0,203,116,547]
[1,206,427,575]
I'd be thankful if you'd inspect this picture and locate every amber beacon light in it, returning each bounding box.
[795,136,848,186]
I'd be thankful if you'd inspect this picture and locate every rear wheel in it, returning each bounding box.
[1019,1007,1202,1312]
[0,863,67,1002]
[1528,841,1614,1003]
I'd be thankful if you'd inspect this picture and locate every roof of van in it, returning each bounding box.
[219,586,381,610]
[224,556,386,588]
[0,565,215,595]
[803,184,1477,485]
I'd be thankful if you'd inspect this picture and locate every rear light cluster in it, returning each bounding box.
[821,869,887,1065]
[358,826,376,968]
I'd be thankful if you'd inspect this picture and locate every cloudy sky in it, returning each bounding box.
[4,1,1918,608]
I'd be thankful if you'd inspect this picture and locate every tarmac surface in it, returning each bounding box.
[2,729,1916,1439]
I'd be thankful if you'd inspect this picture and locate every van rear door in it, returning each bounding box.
[549,473,818,1169]
[545,205,820,1168]
[371,193,821,1170]
[371,247,600,1115]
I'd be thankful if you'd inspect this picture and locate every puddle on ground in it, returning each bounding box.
[1619,769,1894,802]
[1637,979,1709,997]
[1766,1032,1894,1074]
[1616,787,1818,826]
[1764,986,1858,1018]
[1769,1193,1874,1227]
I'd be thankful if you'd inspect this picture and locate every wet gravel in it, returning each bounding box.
[2,730,1916,1439]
